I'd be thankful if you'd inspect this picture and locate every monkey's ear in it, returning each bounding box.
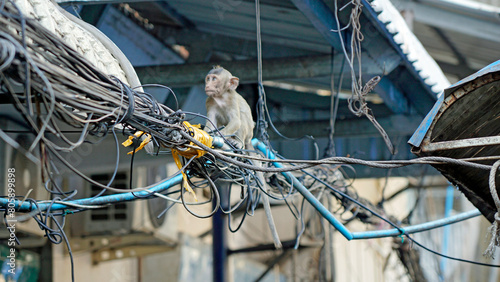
[229,77,239,91]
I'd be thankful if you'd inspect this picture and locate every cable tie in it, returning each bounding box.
[398,229,405,243]
[63,210,74,215]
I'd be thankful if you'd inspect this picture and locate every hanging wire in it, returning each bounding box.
[332,0,395,154]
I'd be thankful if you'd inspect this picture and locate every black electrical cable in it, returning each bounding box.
[133,84,178,111]
[27,197,76,282]
[305,167,500,268]
[294,197,307,249]
[227,181,249,233]
[90,126,121,200]
[180,160,220,219]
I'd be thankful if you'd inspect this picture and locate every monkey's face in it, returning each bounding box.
[205,74,226,97]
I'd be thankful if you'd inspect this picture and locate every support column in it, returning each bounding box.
[212,181,229,282]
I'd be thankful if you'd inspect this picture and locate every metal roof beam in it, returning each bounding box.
[436,61,477,79]
[56,0,148,4]
[361,0,439,115]
[154,1,195,28]
[291,0,410,114]
[392,0,500,43]
[432,27,467,67]
[157,26,322,59]
[269,114,423,139]
[97,6,183,67]
[136,54,385,87]
[373,76,409,114]
[79,3,107,25]
[289,0,344,50]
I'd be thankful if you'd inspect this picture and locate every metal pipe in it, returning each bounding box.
[1,174,183,212]
[0,137,483,243]
[440,185,455,279]
[252,139,354,240]
[228,240,303,254]
[351,209,480,239]
[252,139,482,241]
[1,135,225,213]
[212,180,229,282]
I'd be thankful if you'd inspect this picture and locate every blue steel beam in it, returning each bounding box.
[360,0,438,114]
[440,185,455,277]
[289,0,344,50]
[375,77,409,114]
[291,0,413,114]
[155,1,195,29]
[212,180,229,282]
[97,6,183,67]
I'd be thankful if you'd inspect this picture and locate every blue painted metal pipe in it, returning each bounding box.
[440,185,455,279]
[0,134,228,213]
[0,174,183,212]
[252,138,482,241]
[351,209,480,240]
[252,139,354,240]
[0,138,482,242]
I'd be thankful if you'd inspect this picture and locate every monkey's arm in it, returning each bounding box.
[205,98,218,131]
[219,103,241,136]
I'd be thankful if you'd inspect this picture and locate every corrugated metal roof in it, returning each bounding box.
[166,0,330,52]
[417,24,500,71]
[371,0,450,93]
[393,0,500,82]
[134,0,445,101]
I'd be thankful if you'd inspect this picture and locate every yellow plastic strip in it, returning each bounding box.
[172,150,198,202]
[127,134,151,155]
[122,131,152,155]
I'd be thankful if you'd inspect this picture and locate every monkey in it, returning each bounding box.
[204,66,282,249]
[204,66,254,149]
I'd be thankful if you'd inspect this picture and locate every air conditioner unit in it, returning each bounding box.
[0,119,49,247]
[69,163,179,243]
[64,133,180,256]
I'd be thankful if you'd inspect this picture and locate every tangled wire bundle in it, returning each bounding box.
[0,2,189,150]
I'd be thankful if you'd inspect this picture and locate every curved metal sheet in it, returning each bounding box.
[408,93,443,147]
[444,59,500,98]
[409,58,500,148]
